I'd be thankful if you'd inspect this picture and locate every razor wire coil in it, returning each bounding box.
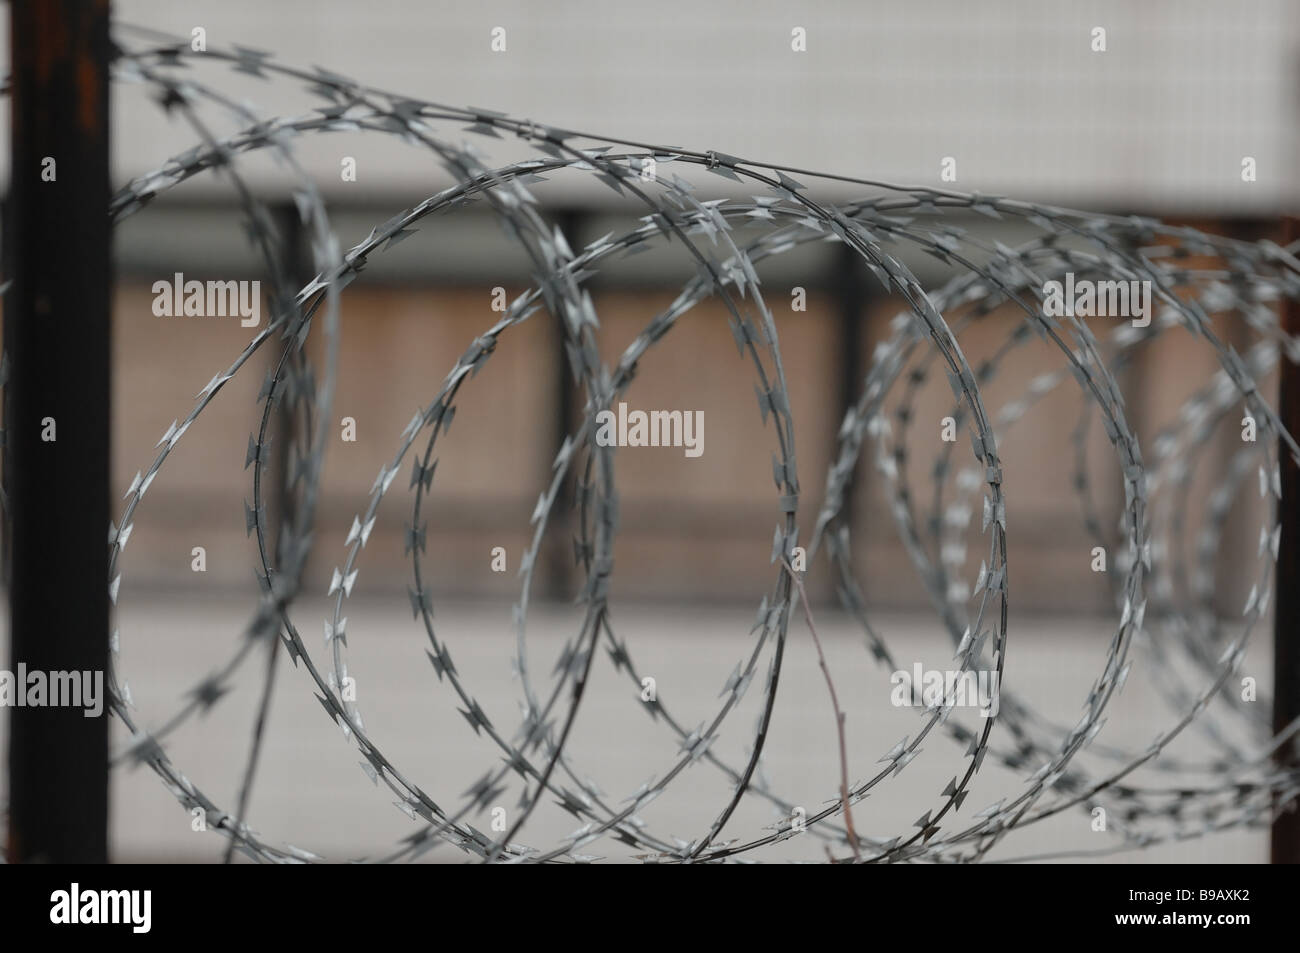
[4,22,1298,863]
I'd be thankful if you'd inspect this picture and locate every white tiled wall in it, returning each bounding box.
[66,0,1293,212]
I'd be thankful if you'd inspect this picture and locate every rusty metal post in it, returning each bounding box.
[5,0,112,863]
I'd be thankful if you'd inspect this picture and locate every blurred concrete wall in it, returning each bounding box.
[0,1,1293,210]
[91,0,1300,213]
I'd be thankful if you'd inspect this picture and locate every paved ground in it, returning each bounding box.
[3,590,1274,862]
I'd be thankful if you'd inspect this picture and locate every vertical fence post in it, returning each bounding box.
[5,0,112,862]
[271,203,306,555]
[547,209,584,598]
[832,242,869,534]
[1273,216,1300,863]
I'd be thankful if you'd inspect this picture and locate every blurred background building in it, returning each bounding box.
[34,0,1287,613]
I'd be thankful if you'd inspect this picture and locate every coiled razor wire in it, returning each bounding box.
[4,22,1300,862]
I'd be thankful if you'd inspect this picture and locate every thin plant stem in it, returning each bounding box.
[781,557,861,862]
